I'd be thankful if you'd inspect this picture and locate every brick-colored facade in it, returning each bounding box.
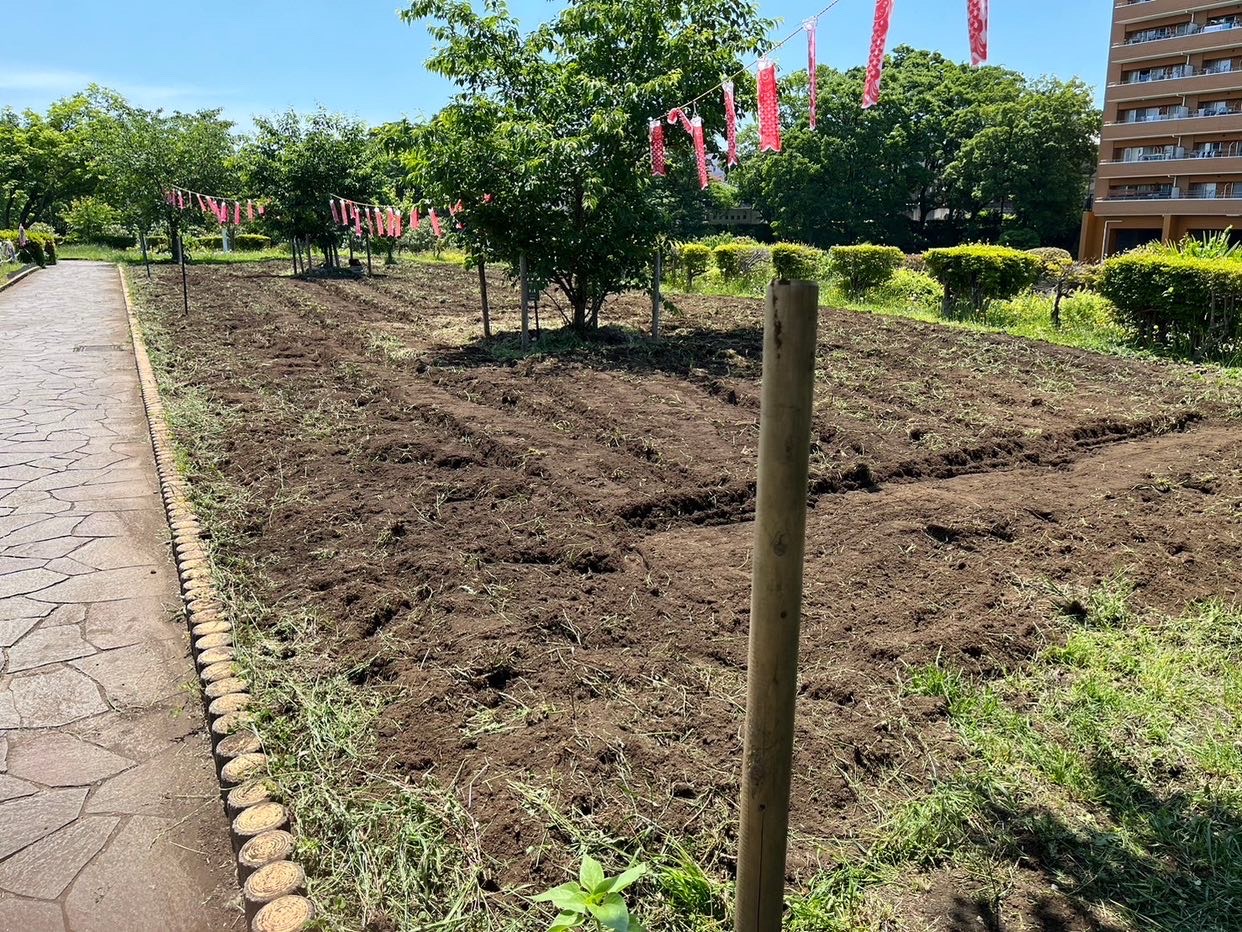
[1080,1,1242,260]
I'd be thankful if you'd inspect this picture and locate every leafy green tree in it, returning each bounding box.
[0,94,101,229]
[944,79,1099,249]
[239,109,378,264]
[401,0,772,331]
[64,196,119,242]
[87,88,238,258]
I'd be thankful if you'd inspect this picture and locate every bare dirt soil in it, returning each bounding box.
[139,260,1241,926]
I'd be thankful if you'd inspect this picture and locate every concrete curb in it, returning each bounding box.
[117,265,316,932]
[0,264,40,293]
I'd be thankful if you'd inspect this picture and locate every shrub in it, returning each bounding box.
[873,268,943,312]
[680,243,711,288]
[903,252,928,274]
[771,243,824,281]
[828,244,904,295]
[924,245,1043,319]
[713,242,770,282]
[96,229,137,250]
[1096,252,1242,356]
[65,197,119,244]
[234,233,273,250]
[0,230,55,268]
[1027,246,1072,267]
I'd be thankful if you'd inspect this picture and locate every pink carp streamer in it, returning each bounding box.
[863,0,894,109]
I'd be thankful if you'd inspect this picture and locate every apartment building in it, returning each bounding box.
[1080,1,1242,260]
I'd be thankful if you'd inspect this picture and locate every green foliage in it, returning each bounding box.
[712,241,770,282]
[401,0,772,330]
[679,243,711,288]
[1096,252,1242,358]
[239,108,378,262]
[872,267,943,311]
[924,244,1042,318]
[1142,229,1242,261]
[533,856,648,932]
[0,94,103,230]
[997,226,1040,250]
[828,244,904,295]
[195,233,274,252]
[771,243,824,281]
[0,229,56,267]
[1027,246,1072,267]
[734,48,1099,252]
[64,196,119,243]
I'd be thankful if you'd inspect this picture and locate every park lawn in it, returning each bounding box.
[130,260,1241,931]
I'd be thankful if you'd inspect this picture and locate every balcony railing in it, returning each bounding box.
[1124,20,1242,45]
[1102,188,1241,201]
[1115,105,1242,124]
[1108,144,1242,162]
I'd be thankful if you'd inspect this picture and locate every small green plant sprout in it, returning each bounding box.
[533,855,648,932]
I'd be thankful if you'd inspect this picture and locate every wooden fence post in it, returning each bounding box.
[735,278,820,932]
[479,260,492,338]
[519,253,531,348]
[652,243,663,339]
[180,232,190,317]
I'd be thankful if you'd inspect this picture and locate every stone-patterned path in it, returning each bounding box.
[0,264,240,930]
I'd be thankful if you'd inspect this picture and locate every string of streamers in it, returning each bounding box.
[967,0,989,67]
[329,195,467,239]
[649,120,668,176]
[165,186,267,225]
[863,0,895,109]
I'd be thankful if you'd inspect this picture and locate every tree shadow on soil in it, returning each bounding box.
[971,753,1242,931]
[427,323,766,383]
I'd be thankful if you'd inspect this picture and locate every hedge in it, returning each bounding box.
[713,242,771,281]
[679,243,711,288]
[1096,252,1242,355]
[828,244,904,295]
[924,245,1042,319]
[195,233,273,251]
[771,243,823,281]
[0,230,56,267]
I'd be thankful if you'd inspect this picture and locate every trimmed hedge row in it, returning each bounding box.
[828,244,904,295]
[1096,252,1242,354]
[771,243,823,281]
[0,230,57,267]
[713,243,771,281]
[924,245,1042,319]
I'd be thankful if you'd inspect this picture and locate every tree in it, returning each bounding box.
[88,89,238,258]
[944,79,1099,250]
[401,0,772,331]
[0,95,101,229]
[239,109,378,265]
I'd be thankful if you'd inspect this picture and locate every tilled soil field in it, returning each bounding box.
[138,261,1241,926]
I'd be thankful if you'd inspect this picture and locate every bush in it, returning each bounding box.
[771,243,824,281]
[924,245,1043,319]
[65,197,119,244]
[903,252,928,274]
[0,230,55,268]
[234,233,273,250]
[1096,252,1242,356]
[1027,246,1072,267]
[680,243,711,288]
[872,268,943,311]
[828,244,904,295]
[713,242,770,282]
[96,228,137,250]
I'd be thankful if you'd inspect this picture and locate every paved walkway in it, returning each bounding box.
[0,264,240,930]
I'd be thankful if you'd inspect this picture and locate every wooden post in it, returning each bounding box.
[652,243,663,339]
[179,232,190,317]
[479,260,492,339]
[139,231,152,280]
[735,279,820,932]
[364,232,373,275]
[519,253,530,348]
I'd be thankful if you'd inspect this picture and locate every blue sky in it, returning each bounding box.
[4,0,1113,127]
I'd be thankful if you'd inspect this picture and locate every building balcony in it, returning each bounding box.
[1093,193,1242,217]
[1113,23,1242,64]
[1115,1,1242,27]
[1099,153,1242,177]
[1110,68,1242,103]
[1103,109,1242,140]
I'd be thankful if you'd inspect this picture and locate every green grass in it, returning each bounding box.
[59,243,293,264]
[672,271,1241,374]
[787,578,1242,930]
